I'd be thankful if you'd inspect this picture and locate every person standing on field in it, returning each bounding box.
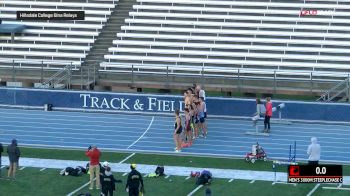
[125,164,144,196]
[263,97,272,133]
[0,142,3,177]
[86,144,101,189]
[7,139,20,180]
[307,137,321,165]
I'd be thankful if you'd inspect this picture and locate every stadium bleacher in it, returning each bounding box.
[101,0,350,81]
[0,0,117,70]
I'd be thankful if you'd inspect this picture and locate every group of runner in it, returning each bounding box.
[174,84,207,152]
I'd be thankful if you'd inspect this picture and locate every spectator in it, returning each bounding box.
[126,164,144,196]
[85,144,101,190]
[7,139,20,180]
[0,142,3,177]
[100,161,109,181]
[101,166,122,196]
[264,97,272,133]
[307,137,321,165]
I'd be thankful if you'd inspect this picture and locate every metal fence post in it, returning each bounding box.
[80,66,83,90]
[87,66,90,90]
[93,66,96,86]
[131,64,134,86]
[166,66,169,85]
[274,70,277,94]
[348,74,350,102]
[201,66,204,86]
[67,63,72,89]
[237,69,241,92]
[41,61,44,83]
[310,72,313,94]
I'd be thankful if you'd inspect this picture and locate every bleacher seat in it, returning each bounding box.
[0,0,118,70]
[101,0,350,78]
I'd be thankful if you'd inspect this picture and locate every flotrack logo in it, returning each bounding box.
[80,94,184,112]
[300,9,335,16]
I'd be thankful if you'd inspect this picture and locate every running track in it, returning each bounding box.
[0,108,349,163]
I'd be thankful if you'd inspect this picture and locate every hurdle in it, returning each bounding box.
[246,103,290,136]
[289,141,296,163]
[272,141,297,185]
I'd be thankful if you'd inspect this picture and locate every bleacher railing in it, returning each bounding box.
[0,58,79,83]
[99,63,350,93]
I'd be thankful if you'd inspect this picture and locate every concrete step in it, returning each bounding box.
[92,45,113,49]
[83,0,136,68]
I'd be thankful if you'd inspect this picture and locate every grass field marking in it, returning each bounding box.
[143,174,148,177]
[123,172,128,176]
[337,183,342,188]
[127,116,154,149]
[67,153,135,196]
[1,166,5,169]
[271,181,297,186]
[322,187,350,191]
[39,168,46,172]
[306,183,320,196]
[185,176,191,180]
[66,177,96,196]
[250,180,256,183]
[187,185,203,196]
[165,175,170,179]
[118,153,135,164]
[228,179,234,182]
[19,167,26,170]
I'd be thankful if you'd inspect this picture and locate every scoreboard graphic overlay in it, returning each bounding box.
[288,165,342,183]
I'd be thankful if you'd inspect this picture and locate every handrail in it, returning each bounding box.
[40,64,73,89]
[316,77,350,102]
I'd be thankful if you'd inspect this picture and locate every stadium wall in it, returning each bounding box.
[0,87,349,122]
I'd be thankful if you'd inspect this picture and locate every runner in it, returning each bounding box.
[173,109,183,152]
[192,96,200,139]
[184,108,192,145]
[184,90,191,109]
[198,97,207,138]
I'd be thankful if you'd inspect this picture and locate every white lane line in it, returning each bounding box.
[185,176,191,180]
[40,168,46,172]
[123,173,128,176]
[307,184,320,196]
[144,174,148,177]
[19,167,25,170]
[322,187,350,190]
[165,175,170,179]
[187,185,203,196]
[250,180,256,183]
[127,116,154,149]
[228,179,234,182]
[118,153,136,164]
[1,166,5,169]
[66,178,95,196]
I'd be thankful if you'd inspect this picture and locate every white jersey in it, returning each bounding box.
[307,137,321,161]
[199,90,206,100]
